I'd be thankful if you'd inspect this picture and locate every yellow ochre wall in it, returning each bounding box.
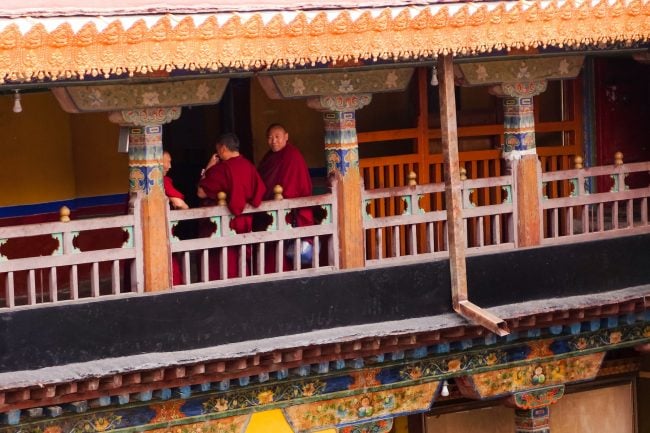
[246,410,335,433]
[0,91,127,207]
[0,92,75,206]
[69,112,127,197]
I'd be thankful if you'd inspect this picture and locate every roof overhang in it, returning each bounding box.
[0,0,648,85]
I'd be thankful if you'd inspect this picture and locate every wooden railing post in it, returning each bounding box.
[489,81,547,247]
[307,94,372,269]
[109,107,181,292]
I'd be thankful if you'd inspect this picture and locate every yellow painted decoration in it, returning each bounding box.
[0,0,648,83]
[246,410,294,433]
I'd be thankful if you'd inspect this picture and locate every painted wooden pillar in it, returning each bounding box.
[489,81,547,247]
[307,94,372,269]
[514,407,551,433]
[109,107,181,292]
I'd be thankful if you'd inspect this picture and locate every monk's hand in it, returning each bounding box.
[206,153,219,170]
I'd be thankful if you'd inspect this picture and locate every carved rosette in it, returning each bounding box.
[307,94,372,112]
[489,80,548,98]
[109,107,182,126]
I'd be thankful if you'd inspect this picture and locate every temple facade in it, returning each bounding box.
[0,1,649,432]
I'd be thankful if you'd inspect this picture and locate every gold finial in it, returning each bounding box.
[460,167,467,181]
[407,171,417,186]
[59,206,71,222]
[614,151,624,166]
[574,155,584,169]
[273,184,284,200]
[217,191,227,206]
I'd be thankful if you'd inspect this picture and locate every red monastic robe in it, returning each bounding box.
[257,142,314,272]
[164,175,184,285]
[199,155,266,279]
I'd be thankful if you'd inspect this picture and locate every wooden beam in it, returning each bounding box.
[438,54,509,337]
[438,54,465,306]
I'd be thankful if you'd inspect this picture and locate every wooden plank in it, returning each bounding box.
[27,269,36,305]
[70,265,79,300]
[111,260,120,294]
[438,54,467,305]
[5,272,15,308]
[91,262,100,297]
[49,267,58,302]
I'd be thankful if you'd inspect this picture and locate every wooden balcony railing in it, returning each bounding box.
[362,171,516,265]
[168,184,338,288]
[0,198,143,308]
[541,158,650,243]
[1,159,649,310]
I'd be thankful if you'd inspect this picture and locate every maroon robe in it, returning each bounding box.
[257,142,313,272]
[164,175,184,285]
[199,155,266,279]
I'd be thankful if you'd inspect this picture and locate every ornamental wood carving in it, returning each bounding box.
[0,0,648,83]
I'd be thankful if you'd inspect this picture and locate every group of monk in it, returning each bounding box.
[162,124,314,284]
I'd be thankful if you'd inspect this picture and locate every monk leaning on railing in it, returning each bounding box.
[196,133,266,280]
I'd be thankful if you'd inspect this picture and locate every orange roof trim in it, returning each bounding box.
[0,0,649,83]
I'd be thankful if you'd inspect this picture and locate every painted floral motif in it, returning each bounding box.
[257,391,274,404]
[485,353,498,366]
[87,89,104,107]
[142,91,161,106]
[283,382,437,431]
[558,58,570,75]
[609,331,622,344]
[349,369,381,390]
[338,79,354,93]
[68,414,123,433]
[475,64,488,81]
[384,71,398,88]
[291,78,306,95]
[469,353,604,398]
[151,401,185,423]
[446,358,462,372]
[196,83,210,100]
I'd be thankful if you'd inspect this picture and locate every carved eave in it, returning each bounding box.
[0,0,649,84]
[51,78,228,113]
[0,289,647,415]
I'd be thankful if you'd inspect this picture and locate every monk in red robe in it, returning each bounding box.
[198,133,266,280]
[257,124,314,272]
[163,151,189,286]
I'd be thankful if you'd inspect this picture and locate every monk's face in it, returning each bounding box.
[267,126,288,153]
[162,152,172,176]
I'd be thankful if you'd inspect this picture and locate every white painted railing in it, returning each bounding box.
[362,174,515,265]
[168,184,338,288]
[0,198,143,309]
[541,160,650,243]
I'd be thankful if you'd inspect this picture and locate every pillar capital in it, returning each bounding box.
[307,94,372,112]
[489,80,548,98]
[108,107,181,126]
[505,385,565,410]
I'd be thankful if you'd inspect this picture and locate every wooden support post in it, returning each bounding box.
[109,108,181,292]
[307,94,371,269]
[438,55,509,336]
[489,81,547,247]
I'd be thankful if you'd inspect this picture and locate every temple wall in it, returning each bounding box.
[0,92,76,206]
[0,92,127,209]
[425,384,634,433]
[69,111,127,198]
